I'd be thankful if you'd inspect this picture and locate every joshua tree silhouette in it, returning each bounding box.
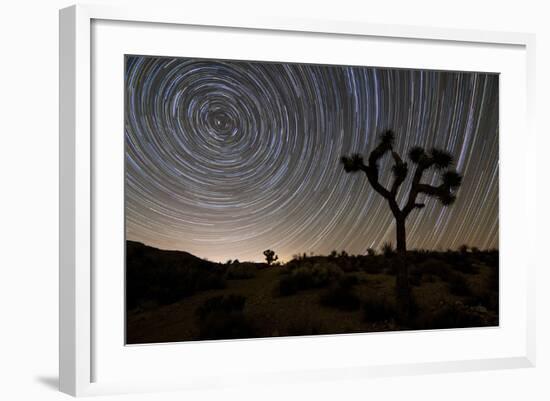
[341,130,462,317]
[263,249,279,266]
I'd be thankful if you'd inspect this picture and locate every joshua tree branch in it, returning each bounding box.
[340,154,392,199]
[359,164,392,200]
[416,183,445,196]
[360,164,401,217]
[390,151,408,197]
[402,164,428,216]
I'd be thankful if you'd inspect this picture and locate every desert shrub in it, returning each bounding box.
[363,296,396,322]
[424,302,485,329]
[340,274,360,287]
[366,248,377,256]
[422,273,437,283]
[409,265,422,286]
[278,275,299,296]
[452,261,479,275]
[465,290,498,311]
[320,280,361,311]
[417,258,453,282]
[195,272,226,290]
[482,249,499,268]
[447,273,472,296]
[286,318,327,336]
[196,294,246,320]
[338,258,360,273]
[487,264,499,291]
[195,294,255,340]
[360,256,385,274]
[197,312,255,340]
[225,262,257,280]
[278,262,343,296]
[381,242,395,257]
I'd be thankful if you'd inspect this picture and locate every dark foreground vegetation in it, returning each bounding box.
[126,241,498,344]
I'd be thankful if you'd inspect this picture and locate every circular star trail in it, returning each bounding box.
[125,55,499,262]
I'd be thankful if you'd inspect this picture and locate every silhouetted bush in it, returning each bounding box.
[481,249,499,268]
[195,294,255,340]
[487,264,499,291]
[417,258,453,282]
[278,276,298,296]
[447,273,472,296]
[225,262,257,280]
[278,262,343,296]
[320,278,361,311]
[422,302,485,329]
[340,274,360,287]
[422,273,437,283]
[409,265,422,286]
[285,318,327,336]
[465,290,498,311]
[359,256,385,274]
[363,297,396,322]
[381,242,395,257]
[453,261,479,275]
[197,312,255,340]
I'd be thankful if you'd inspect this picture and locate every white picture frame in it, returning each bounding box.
[59,3,536,397]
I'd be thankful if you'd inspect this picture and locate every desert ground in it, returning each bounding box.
[126,241,498,344]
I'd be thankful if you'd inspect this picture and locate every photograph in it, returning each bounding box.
[124,55,499,344]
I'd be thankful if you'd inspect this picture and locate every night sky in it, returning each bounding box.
[125,55,499,263]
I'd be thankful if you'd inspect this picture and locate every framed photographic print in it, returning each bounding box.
[59,4,536,397]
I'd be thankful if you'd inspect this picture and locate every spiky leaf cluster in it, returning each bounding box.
[379,129,395,148]
[340,154,364,172]
[408,146,426,163]
[392,161,408,180]
[438,192,457,206]
[429,148,453,170]
[442,170,462,189]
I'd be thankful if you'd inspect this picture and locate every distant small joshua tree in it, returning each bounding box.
[263,249,279,266]
[341,129,462,316]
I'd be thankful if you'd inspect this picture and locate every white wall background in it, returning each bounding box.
[0,0,547,399]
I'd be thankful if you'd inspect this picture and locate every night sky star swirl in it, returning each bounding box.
[125,56,499,263]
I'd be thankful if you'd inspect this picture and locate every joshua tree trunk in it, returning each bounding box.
[395,216,410,320]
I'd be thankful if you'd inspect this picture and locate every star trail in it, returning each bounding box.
[125,55,499,263]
